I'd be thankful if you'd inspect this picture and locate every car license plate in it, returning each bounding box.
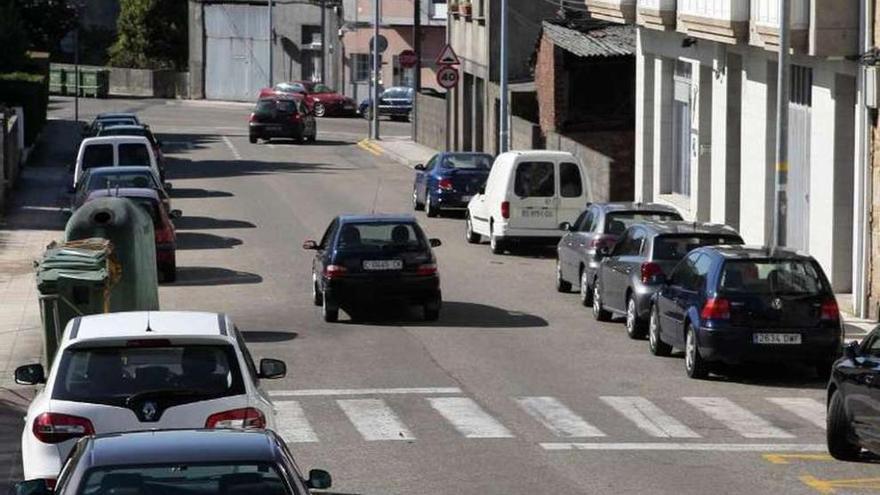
[521,208,554,218]
[266,125,282,132]
[753,333,802,345]
[363,260,403,271]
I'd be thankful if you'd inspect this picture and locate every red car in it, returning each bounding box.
[84,188,181,282]
[258,81,357,117]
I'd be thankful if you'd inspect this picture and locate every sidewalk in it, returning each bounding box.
[359,136,438,168]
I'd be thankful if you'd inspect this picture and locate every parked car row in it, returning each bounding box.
[259,81,416,122]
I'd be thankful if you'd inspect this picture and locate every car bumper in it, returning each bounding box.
[433,191,477,209]
[697,326,842,364]
[326,276,441,306]
[495,224,563,242]
[22,429,66,480]
[378,106,412,116]
[249,122,303,137]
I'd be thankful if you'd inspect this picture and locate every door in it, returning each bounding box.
[508,161,557,231]
[605,228,646,311]
[314,220,338,292]
[786,65,812,250]
[839,334,880,444]
[417,156,439,203]
[205,4,270,101]
[659,252,701,347]
[560,209,592,281]
[557,162,587,225]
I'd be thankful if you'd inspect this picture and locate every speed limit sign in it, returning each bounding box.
[436,66,459,89]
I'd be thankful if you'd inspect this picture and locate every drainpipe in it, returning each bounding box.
[855,0,873,318]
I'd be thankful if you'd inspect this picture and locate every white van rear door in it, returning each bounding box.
[557,161,588,225]
[507,160,558,230]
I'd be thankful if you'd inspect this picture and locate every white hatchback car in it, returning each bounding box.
[14,311,286,482]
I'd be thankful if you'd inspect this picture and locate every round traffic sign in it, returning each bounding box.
[370,35,389,54]
[436,66,459,89]
[399,49,418,69]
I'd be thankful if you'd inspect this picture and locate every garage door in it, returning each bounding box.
[205,4,269,101]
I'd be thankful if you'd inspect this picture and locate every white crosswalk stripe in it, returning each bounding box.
[683,397,795,439]
[274,400,319,443]
[427,397,514,438]
[600,396,700,438]
[516,397,605,437]
[337,399,415,441]
[767,398,826,429]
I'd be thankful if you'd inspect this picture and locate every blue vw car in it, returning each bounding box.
[412,152,494,217]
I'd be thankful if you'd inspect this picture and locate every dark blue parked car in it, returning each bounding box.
[412,152,494,217]
[648,245,842,379]
[303,214,443,322]
[359,86,414,121]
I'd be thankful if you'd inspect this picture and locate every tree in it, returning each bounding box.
[109,0,187,70]
[0,0,29,71]
[14,0,79,53]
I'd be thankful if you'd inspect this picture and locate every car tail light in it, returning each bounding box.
[416,263,437,276]
[501,201,510,219]
[248,113,256,122]
[640,262,664,284]
[206,408,266,429]
[438,178,454,191]
[324,264,347,279]
[155,223,174,244]
[701,298,731,320]
[290,112,302,122]
[33,413,95,444]
[821,299,840,321]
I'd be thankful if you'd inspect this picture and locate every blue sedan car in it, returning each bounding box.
[412,152,494,217]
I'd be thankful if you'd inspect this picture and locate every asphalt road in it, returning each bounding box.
[22,97,880,494]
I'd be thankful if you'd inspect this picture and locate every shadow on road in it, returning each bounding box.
[154,133,220,155]
[241,331,298,343]
[0,389,32,491]
[347,301,548,328]
[176,232,243,250]
[167,158,345,180]
[171,266,262,286]
[168,187,234,199]
[256,139,352,147]
[174,216,256,230]
[672,359,830,389]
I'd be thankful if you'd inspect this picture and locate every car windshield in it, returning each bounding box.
[79,463,296,495]
[441,154,492,170]
[382,88,412,99]
[87,172,157,191]
[98,119,137,129]
[51,345,244,407]
[719,259,827,295]
[604,211,682,235]
[652,235,743,261]
[337,222,425,252]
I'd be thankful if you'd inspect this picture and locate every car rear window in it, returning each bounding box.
[118,143,151,166]
[82,144,114,170]
[719,259,827,295]
[605,211,683,235]
[514,161,555,198]
[442,154,492,170]
[81,463,296,495]
[255,99,277,114]
[652,235,743,261]
[337,222,425,252]
[52,344,244,407]
[275,100,298,114]
[87,173,155,191]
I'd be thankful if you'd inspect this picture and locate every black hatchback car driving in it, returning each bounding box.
[249,95,317,144]
[304,215,443,322]
[827,327,880,461]
[649,246,842,379]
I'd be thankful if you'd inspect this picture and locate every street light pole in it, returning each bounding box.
[370,0,381,140]
[268,0,274,86]
[320,0,326,83]
[499,0,509,153]
[412,0,422,140]
[771,0,790,249]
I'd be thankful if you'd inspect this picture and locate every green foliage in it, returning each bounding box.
[109,0,187,70]
[14,0,79,53]
[0,0,30,72]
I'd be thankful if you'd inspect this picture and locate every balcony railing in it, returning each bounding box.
[584,0,637,24]
[749,0,809,51]
[637,0,676,31]
[677,0,749,44]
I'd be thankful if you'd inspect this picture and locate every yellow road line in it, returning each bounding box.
[356,139,383,156]
[763,453,833,465]
[800,475,880,494]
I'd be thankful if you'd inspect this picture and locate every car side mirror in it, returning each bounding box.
[306,469,332,490]
[169,209,182,219]
[414,163,426,171]
[845,340,860,362]
[302,240,319,250]
[559,222,572,232]
[14,364,45,385]
[429,238,442,248]
[258,358,286,379]
[163,182,173,190]
[11,479,52,495]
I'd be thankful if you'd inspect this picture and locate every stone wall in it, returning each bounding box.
[52,64,190,99]
[545,130,634,203]
[510,115,541,151]
[414,92,448,151]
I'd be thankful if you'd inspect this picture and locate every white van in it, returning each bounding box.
[466,150,592,254]
[73,136,159,187]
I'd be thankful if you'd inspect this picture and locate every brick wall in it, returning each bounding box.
[535,35,559,133]
[415,92,448,151]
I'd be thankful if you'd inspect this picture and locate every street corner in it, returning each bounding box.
[760,451,880,494]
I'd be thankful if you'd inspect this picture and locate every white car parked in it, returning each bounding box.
[73,136,160,187]
[15,311,286,481]
[466,150,593,254]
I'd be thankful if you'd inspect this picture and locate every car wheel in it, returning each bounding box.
[685,324,709,379]
[249,135,257,144]
[413,188,424,211]
[827,389,861,461]
[556,260,572,292]
[490,226,505,255]
[322,292,339,323]
[592,284,611,321]
[466,213,481,244]
[625,295,648,340]
[649,305,673,357]
[314,102,326,117]
[312,273,323,306]
[426,195,439,217]
[579,270,593,306]
[424,298,441,321]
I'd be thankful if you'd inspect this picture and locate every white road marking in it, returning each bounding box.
[767,398,826,429]
[337,399,414,441]
[270,387,462,397]
[600,396,700,438]
[222,135,242,160]
[428,397,514,438]
[541,442,826,452]
[516,397,605,437]
[683,397,795,439]
[274,400,318,443]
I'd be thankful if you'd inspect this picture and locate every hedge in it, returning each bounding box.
[0,72,48,146]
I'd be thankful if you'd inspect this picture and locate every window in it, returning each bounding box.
[336,222,426,252]
[574,210,594,232]
[353,54,370,83]
[718,259,826,295]
[671,253,701,290]
[118,143,151,166]
[559,162,583,198]
[604,211,682,234]
[234,326,260,386]
[652,234,743,261]
[319,219,338,248]
[441,153,492,170]
[671,60,692,196]
[424,155,438,171]
[393,56,416,88]
[620,229,645,256]
[302,25,321,46]
[87,172,156,191]
[514,162,555,198]
[82,144,114,170]
[81,463,297,495]
[431,0,447,19]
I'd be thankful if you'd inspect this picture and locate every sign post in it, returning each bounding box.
[435,44,460,90]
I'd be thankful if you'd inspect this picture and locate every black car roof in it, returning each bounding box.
[595,202,681,214]
[84,430,281,467]
[700,245,813,260]
[637,221,740,236]
[338,214,418,224]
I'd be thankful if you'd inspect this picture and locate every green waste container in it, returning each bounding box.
[49,67,67,95]
[78,69,109,98]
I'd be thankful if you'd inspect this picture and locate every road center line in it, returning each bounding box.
[270,387,462,397]
[541,442,827,452]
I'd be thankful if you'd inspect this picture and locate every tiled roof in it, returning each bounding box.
[542,19,635,58]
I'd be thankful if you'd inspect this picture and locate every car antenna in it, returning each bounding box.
[145,313,153,332]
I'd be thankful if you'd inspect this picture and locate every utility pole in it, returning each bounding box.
[268,0,274,86]
[499,0,509,152]
[370,0,381,140]
[412,0,422,140]
[320,0,326,83]
[771,0,790,249]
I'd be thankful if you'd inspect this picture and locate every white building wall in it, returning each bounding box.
[808,67,836,276]
[738,54,775,245]
[635,32,655,202]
